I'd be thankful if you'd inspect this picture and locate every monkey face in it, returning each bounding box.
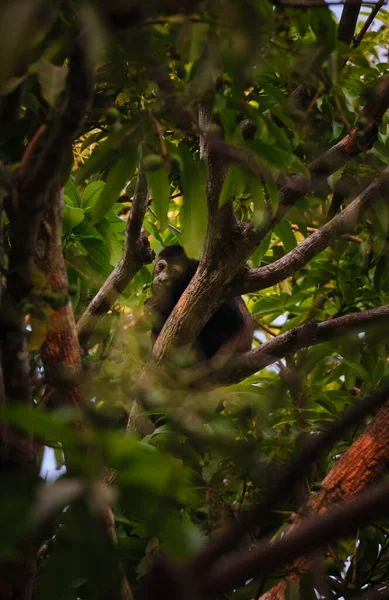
[152,258,185,297]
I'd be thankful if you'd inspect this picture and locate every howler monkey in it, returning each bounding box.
[147,245,254,363]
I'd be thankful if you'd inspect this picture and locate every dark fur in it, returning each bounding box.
[148,245,254,360]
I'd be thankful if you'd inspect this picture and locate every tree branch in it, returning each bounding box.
[248,73,389,249]
[353,0,386,48]
[231,167,389,296]
[190,304,389,387]
[199,480,389,597]
[190,378,389,578]
[1,25,93,429]
[7,31,94,302]
[338,0,362,45]
[77,162,154,348]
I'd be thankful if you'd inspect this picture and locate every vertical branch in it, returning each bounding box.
[0,24,93,600]
[77,159,154,348]
[337,0,362,45]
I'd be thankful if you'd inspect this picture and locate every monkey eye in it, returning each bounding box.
[170,266,182,277]
[157,261,165,271]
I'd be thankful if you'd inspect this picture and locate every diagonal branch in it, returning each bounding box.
[353,0,386,48]
[247,73,389,250]
[190,304,389,387]
[199,480,389,598]
[190,377,389,579]
[231,167,389,296]
[77,162,155,348]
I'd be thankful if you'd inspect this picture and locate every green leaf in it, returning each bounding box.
[219,163,246,206]
[247,173,266,228]
[251,233,271,267]
[91,151,137,224]
[342,359,370,383]
[64,177,82,207]
[176,144,207,258]
[274,221,297,253]
[373,198,389,234]
[82,181,105,212]
[75,134,128,184]
[146,166,171,232]
[63,204,85,234]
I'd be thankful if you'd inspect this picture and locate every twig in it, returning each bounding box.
[353,0,386,48]
[148,205,182,234]
[291,223,362,243]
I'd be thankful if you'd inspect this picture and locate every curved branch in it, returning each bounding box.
[77,164,155,347]
[232,167,389,296]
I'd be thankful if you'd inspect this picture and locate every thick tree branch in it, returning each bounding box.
[77,164,154,348]
[7,32,93,303]
[144,74,389,373]
[0,24,93,600]
[190,376,389,577]
[231,167,389,296]
[200,480,389,597]
[191,304,389,386]
[259,392,389,600]
[337,0,362,45]
[1,26,93,437]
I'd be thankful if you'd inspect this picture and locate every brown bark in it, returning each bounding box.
[36,185,84,413]
[143,74,389,373]
[36,185,133,600]
[259,401,389,600]
[200,480,389,597]
[0,26,93,600]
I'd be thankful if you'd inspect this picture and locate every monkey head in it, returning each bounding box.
[151,245,191,300]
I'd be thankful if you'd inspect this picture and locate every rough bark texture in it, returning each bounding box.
[36,185,133,600]
[259,401,389,600]
[36,185,84,413]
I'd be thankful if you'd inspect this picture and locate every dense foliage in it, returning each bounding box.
[2,1,389,599]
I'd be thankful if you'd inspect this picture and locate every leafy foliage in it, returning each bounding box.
[2,1,389,599]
